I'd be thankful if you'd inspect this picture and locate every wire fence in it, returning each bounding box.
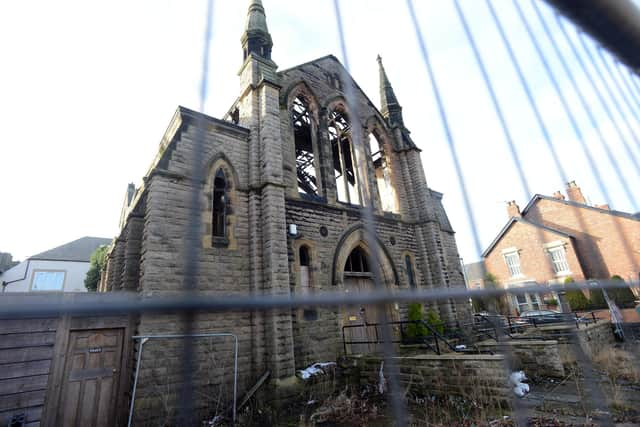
[2,0,640,426]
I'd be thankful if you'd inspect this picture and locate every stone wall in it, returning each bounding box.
[108,48,472,423]
[521,321,615,365]
[575,321,615,358]
[346,354,510,407]
[286,200,421,368]
[476,340,565,378]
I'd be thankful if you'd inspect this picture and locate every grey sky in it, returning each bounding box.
[1,0,639,263]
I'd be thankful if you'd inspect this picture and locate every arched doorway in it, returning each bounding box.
[342,246,395,354]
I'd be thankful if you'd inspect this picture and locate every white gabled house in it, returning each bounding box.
[0,236,111,293]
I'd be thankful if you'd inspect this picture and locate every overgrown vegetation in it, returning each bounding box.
[405,304,444,341]
[608,275,637,308]
[565,275,637,311]
[406,303,429,340]
[564,277,590,311]
[472,273,510,315]
[593,347,640,410]
[84,245,108,291]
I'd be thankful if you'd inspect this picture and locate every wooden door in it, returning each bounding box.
[57,329,124,427]
[343,277,381,354]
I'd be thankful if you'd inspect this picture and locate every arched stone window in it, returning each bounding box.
[405,255,417,288]
[291,96,318,196]
[328,109,361,205]
[344,246,370,273]
[212,168,228,240]
[368,130,398,213]
[299,245,311,293]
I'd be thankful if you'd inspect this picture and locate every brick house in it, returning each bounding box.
[483,181,640,314]
[103,0,470,422]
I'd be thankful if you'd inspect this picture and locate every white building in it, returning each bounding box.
[0,237,111,293]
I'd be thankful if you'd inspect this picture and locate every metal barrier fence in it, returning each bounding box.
[128,333,238,427]
[2,0,640,425]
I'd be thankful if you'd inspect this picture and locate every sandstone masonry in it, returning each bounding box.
[103,1,470,423]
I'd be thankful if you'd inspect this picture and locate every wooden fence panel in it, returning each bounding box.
[0,317,58,427]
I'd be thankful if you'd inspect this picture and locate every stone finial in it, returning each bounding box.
[552,190,565,200]
[241,0,273,60]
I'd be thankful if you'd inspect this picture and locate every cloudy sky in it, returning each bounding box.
[1,0,639,263]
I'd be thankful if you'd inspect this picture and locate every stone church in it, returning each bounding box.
[104,0,469,421]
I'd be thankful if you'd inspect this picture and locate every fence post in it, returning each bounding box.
[342,326,347,356]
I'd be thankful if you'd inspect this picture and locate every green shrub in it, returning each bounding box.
[471,273,510,315]
[426,309,445,335]
[589,288,608,309]
[566,290,590,311]
[544,298,558,307]
[609,275,637,308]
[406,303,429,340]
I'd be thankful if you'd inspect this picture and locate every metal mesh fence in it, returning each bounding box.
[2,0,640,426]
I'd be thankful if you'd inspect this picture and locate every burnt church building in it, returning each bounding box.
[104,0,470,420]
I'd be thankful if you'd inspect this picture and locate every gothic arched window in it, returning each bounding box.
[328,109,361,205]
[212,169,227,239]
[299,245,311,292]
[369,131,398,213]
[405,255,417,288]
[291,96,318,196]
[344,246,370,273]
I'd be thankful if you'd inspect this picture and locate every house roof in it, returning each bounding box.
[481,217,572,258]
[30,237,112,262]
[483,192,639,259]
[464,261,485,282]
[521,194,640,222]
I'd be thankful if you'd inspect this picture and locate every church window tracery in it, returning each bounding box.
[328,109,361,205]
[369,131,397,212]
[291,96,318,196]
[344,246,370,273]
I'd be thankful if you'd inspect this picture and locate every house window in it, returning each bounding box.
[291,96,318,196]
[513,292,541,313]
[514,294,528,313]
[504,251,522,277]
[369,132,397,212]
[212,169,227,239]
[328,109,361,205]
[31,271,65,291]
[548,246,570,274]
[405,255,416,288]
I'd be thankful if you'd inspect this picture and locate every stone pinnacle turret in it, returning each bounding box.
[241,0,273,61]
[377,55,403,127]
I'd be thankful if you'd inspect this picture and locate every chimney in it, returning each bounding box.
[566,181,586,204]
[552,191,565,200]
[507,200,521,218]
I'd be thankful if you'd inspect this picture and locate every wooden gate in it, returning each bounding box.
[55,329,124,426]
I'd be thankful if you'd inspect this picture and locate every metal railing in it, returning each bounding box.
[342,319,491,356]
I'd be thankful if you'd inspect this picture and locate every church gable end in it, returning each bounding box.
[106,2,470,423]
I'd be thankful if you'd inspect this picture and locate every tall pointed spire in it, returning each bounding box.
[377,55,403,126]
[241,0,273,61]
